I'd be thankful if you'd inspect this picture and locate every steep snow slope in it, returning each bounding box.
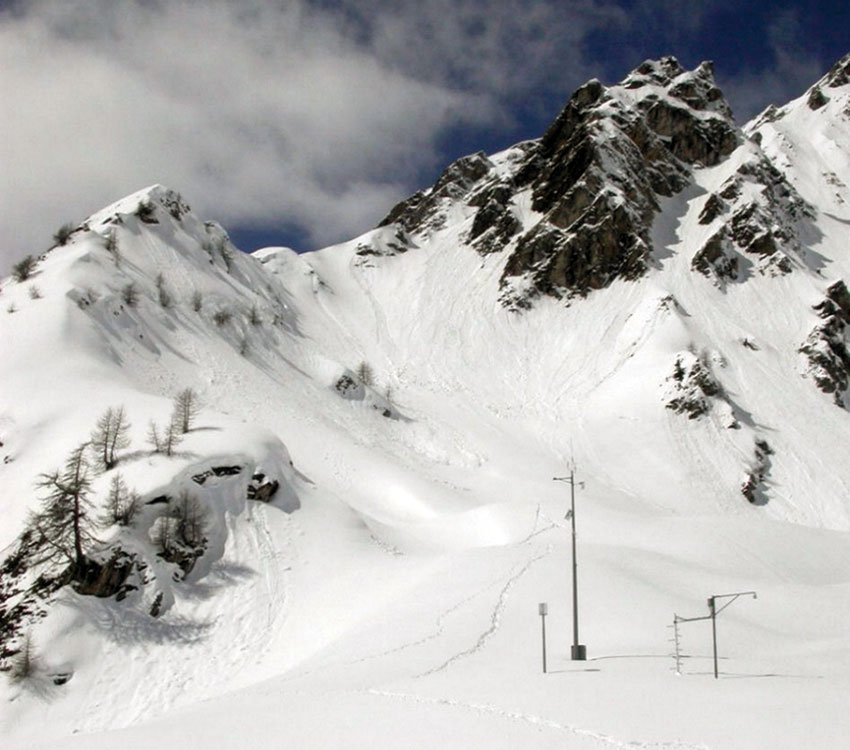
[2,58,850,750]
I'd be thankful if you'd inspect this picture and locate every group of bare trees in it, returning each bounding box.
[150,490,207,562]
[21,389,202,581]
[147,387,199,456]
[90,406,131,471]
[4,387,209,679]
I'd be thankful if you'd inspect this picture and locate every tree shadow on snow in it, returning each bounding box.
[71,597,214,647]
[179,560,257,601]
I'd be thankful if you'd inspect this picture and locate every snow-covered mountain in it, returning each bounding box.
[2,55,850,750]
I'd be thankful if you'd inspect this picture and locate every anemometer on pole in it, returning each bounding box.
[553,466,587,661]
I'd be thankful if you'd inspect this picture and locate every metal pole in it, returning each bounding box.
[570,469,581,660]
[539,603,548,673]
[554,469,586,661]
[709,597,718,679]
[673,615,682,675]
[706,591,756,680]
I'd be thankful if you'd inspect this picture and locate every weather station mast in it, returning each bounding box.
[554,467,586,660]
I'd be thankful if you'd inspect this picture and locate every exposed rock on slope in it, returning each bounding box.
[664,349,726,419]
[500,58,737,306]
[692,152,813,283]
[380,57,741,308]
[800,280,850,407]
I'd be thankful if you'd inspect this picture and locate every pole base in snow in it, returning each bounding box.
[571,645,587,661]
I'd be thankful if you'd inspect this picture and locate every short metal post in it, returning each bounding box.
[708,597,718,679]
[539,602,548,673]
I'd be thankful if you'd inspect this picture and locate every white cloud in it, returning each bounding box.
[0,1,482,271]
[0,0,626,272]
[1,0,634,272]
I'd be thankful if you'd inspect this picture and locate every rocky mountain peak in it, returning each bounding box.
[621,57,728,113]
[371,55,846,312]
[825,52,850,88]
[446,57,740,307]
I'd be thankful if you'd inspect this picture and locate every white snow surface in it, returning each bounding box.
[1,82,850,750]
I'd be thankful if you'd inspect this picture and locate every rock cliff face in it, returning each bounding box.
[499,58,738,306]
[691,153,813,284]
[378,57,742,308]
[800,280,850,407]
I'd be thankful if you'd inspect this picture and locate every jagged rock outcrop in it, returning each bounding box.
[247,472,279,502]
[497,58,739,306]
[72,551,137,599]
[741,439,773,505]
[665,350,726,419]
[691,153,812,284]
[353,226,415,268]
[379,57,740,309]
[379,152,495,235]
[800,280,850,407]
[824,52,850,88]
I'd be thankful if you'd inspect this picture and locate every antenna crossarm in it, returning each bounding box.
[711,591,757,617]
[674,613,711,624]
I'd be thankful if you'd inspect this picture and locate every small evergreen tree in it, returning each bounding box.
[151,492,206,563]
[150,514,179,557]
[155,273,172,308]
[356,361,374,387]
[8,632,38,683]
[30,443,97,573]
[121,282,139,307]
[220,245,234,272]
[135,200,157,223]
[191,290,203,312]
[147,417,181,456]
[28,285,42,300]
[163,417,182,456]
[173,387,200,433]
[173,490,205,548]
[89,406,131,472]
[104,228,119,261]
[248,304,262,326]
[102,473,139,527]
[12,255,37,283]
[147,420,163,454]
[53,223,75,246]
[212,308,232,326]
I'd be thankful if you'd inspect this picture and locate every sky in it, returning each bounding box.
[1,0,848,273]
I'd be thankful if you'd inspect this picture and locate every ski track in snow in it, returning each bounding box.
[344,556,533,668]
[416,543,552,678]
[336,511,555,673]
[290,514,555,679]
[363,688,708,750]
